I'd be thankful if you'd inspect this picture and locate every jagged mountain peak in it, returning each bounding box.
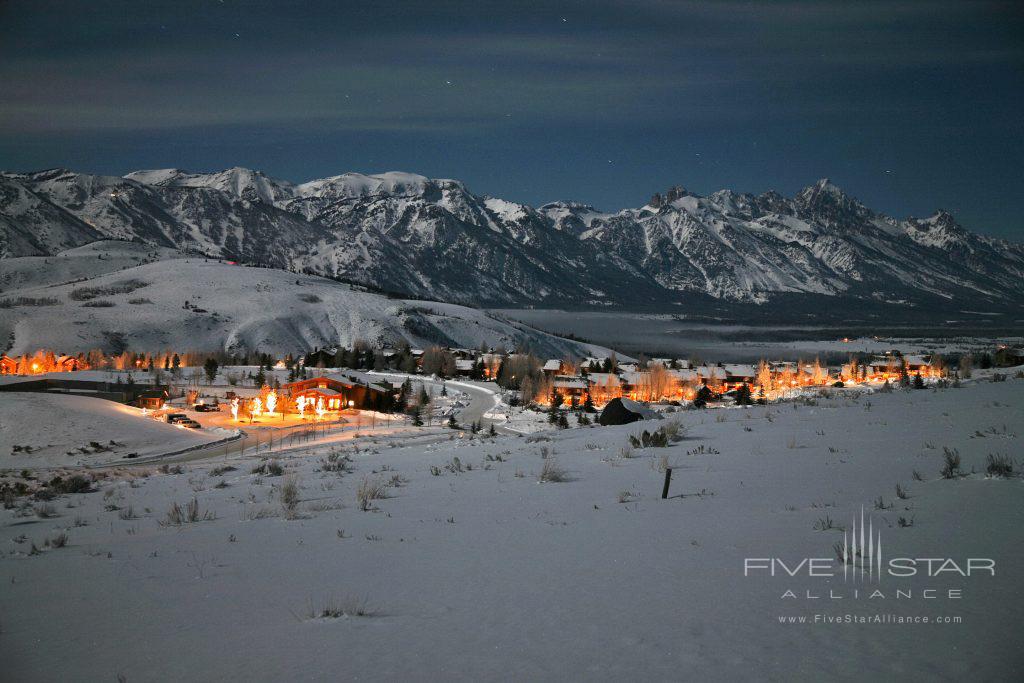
[3,166,1023,310]
[295,171,463,200]
[126,167,296,204]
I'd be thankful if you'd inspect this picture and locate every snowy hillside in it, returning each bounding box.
[4,168,1024,310]
[0,245,615,357]
[2,375,1021,679]
[0,392,223,469]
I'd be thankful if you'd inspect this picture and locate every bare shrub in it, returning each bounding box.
[69,279,148,300]
[305,595,374,619]
[0,296,59,307]
[661,420,686,442]
[252,460,284,477]
[34,503,58,518]
[319,451,352,474]
[895,483,909,500]
[357,477,389,511]
[160,498,214,526]
[986,453,1014,478]
[280,476,300,515]
[940,447,962,479]
[244,506,279,520]
[46,532,69,548]
[538,459,569,483]
[813,516,840,531]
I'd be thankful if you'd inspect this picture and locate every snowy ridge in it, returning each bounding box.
[0,242,617,356]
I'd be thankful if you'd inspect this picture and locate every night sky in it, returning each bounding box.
[1,1,1022,239]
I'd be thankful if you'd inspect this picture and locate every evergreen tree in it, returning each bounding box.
[203,357,219,384]
[547,388,562,424]
[557,412,569,429]
[912,372,925,390]
[255,367,266,388]
[692,384,713,409]
[412,405,423,426]
[448,414,459,430]
[735,383,753,405]
[488,423,496,437]
[583,392,596,413]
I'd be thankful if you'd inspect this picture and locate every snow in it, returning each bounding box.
[295,171,432,200]
[1,377,1021,679]
[483,197,528,222]
[0,252,618,359]
[0,392,222,468]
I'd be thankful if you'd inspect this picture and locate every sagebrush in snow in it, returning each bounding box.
[940,447,962,479]
[357,477,389,511]
[305,595,374,619]
[985,453,1014,478]
[160,498,214,526]
[538,459,569,483]
[280,476,300,515]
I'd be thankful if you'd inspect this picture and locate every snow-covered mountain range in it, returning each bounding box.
[3,167,1023,310]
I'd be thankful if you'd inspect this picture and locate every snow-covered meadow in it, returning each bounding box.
[0,392,226,469]
[2,376,1022,680]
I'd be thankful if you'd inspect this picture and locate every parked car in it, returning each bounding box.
[178,419,202,429]
[193,403,219,412]
[165,413,189,424]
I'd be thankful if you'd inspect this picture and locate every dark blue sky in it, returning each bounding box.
[1,1,1022,238]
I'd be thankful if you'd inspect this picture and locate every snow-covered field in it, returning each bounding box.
[0,242,615,358]
[0,393,225,469]
[2,377,1022,680]
[495,309,1022,362]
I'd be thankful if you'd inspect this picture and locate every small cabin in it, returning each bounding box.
[135,388,168,410]
[0,355,15,375]
[542,359,563,376]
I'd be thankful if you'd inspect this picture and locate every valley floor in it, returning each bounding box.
[1,378,1023,681]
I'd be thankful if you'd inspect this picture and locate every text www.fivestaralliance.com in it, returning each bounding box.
[778,614,963,625]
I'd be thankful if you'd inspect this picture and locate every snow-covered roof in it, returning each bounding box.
[722,364,756,378]
[553,376,589,389]
[455,359,475,371]
[697,366,728,379]
[543,359,562,371]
